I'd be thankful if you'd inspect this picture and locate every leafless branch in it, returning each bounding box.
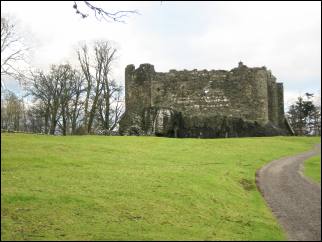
[1,17,29,84]
[73,1,139,23]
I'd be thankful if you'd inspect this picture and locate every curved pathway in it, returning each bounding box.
[256,144,321,241]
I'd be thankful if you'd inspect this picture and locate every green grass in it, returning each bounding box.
[1,134,320,241]
[304,155,321,183]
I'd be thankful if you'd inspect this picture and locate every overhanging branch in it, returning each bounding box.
[73,1,139,23]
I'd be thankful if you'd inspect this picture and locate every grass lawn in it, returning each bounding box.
[304,154,321,183]
[1,134,320,241]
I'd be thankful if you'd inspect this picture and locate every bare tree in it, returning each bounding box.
[1,16,28,86]
[77,40,118,134]
[69,71,85,135]
[25,101,47,133]
[1,90,25,131]
[28,70,52,134]
[56,66,86,135]
[109,89,124,132]
[28,65,75,134]
[26,65,86,135]
[77,44,92,132]
[57,65,75,135]
[97,80,124,133]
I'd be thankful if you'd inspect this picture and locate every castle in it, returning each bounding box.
[119,62,293,138]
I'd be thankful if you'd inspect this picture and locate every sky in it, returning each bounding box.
[1,1,321,107]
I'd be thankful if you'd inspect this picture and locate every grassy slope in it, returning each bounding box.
[1,134,320,241]
[304,155,321,183]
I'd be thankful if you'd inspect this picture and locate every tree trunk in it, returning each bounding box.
[49,104,59,135]
[87,81,101,133]
[61,105,67,136]
[71,92,80,135]
[44,106,50,134]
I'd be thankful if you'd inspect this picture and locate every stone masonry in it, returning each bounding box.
[119,62,293,138]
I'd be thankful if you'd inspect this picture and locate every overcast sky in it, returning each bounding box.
[2,1,321,106]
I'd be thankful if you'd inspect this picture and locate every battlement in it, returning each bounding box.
[120,62,289,138]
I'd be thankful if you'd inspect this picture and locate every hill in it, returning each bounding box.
[1,134,319,240]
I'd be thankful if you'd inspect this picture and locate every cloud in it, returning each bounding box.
[2,1,320,108]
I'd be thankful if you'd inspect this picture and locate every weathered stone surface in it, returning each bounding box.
[119,62,292,138]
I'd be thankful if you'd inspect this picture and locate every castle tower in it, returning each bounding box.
[267,74,279,126]
[253,69,269,124]
[276,83,285,127]
[124,64,155,113]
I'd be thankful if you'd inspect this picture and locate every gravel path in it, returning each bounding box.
[256,144,321,241]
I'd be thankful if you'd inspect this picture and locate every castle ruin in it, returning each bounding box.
[119,62,293,138]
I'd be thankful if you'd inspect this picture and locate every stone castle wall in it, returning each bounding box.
[120,62,290,138]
